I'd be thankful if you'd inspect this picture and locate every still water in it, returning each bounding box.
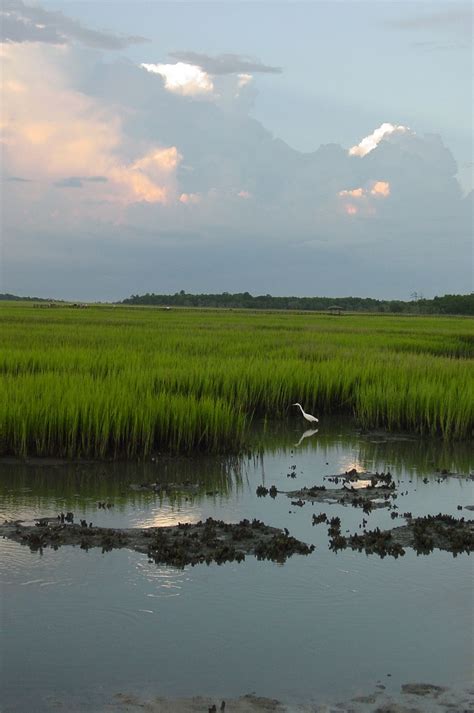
[1,418,473,712]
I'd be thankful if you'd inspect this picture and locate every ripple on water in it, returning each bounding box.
[0,539,47,585]
[133,558,191,599]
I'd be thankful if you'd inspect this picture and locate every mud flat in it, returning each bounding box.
[324,514,474,557]
[273,470,398,512]
[284,484,395,511]
[0,517,314,567]
[71,682,474,713]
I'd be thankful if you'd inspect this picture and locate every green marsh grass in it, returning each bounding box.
[0,304,472,457]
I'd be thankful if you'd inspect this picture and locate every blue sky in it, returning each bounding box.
[1,1,472,300]
[42,1,471,180]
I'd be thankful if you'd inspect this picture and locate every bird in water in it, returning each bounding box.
[293,403,319,423]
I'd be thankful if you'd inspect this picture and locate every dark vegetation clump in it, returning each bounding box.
[254,533,315,563]
[373,472,395,489]
[348,529,406,559]
[4,517,315,569]
[411,514,474,556]
[307,485,326,494]
[327,516,346,550]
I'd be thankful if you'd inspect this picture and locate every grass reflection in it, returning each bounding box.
[0,418,471,521]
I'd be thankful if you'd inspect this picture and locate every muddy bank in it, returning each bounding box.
[284,484,395,511]
[322,513,474,557]
[0,517,314,567]
[49,682,473,713]
[272,468,473,516]
[269,470,398,512]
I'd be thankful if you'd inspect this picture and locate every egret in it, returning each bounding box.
[293,403,319,424]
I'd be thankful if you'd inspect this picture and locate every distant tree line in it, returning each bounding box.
[0,293,56,302]
[122,291,474,315]
[2,291,472,315]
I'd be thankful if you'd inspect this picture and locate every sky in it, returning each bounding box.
[1,0,472,301]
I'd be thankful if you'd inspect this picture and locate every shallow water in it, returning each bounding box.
[1,418,473,712]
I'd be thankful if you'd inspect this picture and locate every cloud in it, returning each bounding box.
[339,187,365,198]
[179,192,201,205]
[140,61,258,108]
[349,123,411,157]
[387,5,472,50]
[5,175,32,182]
[141,62,214,96]
[388,6,472,33]
[1,26,469,301]
[54,176,108,188]
[1,43,180,209]
[1,0,148,48]
[410,40,471,51]
[237,74,253,88]
[54,177,83,188]
[344,204,358,216]
[168,51,282,75]
[370,181,390,197]
[338,181,390,216]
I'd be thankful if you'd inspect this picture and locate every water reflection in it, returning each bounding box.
[0,418,472,526]
[294,428,319,447]
[255,417,473,477]
[1,416,473,712]
[136,509,198,528]
[0,454,245,523]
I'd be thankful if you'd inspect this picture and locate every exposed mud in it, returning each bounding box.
[328,513,474,557]
[64,682,474,713]
[0,517,315,567]
[274,470,398,512]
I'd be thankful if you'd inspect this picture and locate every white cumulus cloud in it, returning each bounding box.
[141,62,214,96]
[349,122,411,157]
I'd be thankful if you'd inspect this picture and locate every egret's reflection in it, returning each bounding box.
[294,428,319,447]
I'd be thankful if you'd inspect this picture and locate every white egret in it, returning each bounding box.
[292,403,319,423]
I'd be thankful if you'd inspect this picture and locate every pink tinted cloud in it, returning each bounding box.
[338,180,391,216]
[2,44,181,207]
[338,187,365,198]
[179,192,201,204]
[345,204,358,215]
[370,181,390,197]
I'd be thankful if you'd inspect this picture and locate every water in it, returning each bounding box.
[1,418,473,712]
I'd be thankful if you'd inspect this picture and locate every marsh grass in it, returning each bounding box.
[1,304,472,456]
